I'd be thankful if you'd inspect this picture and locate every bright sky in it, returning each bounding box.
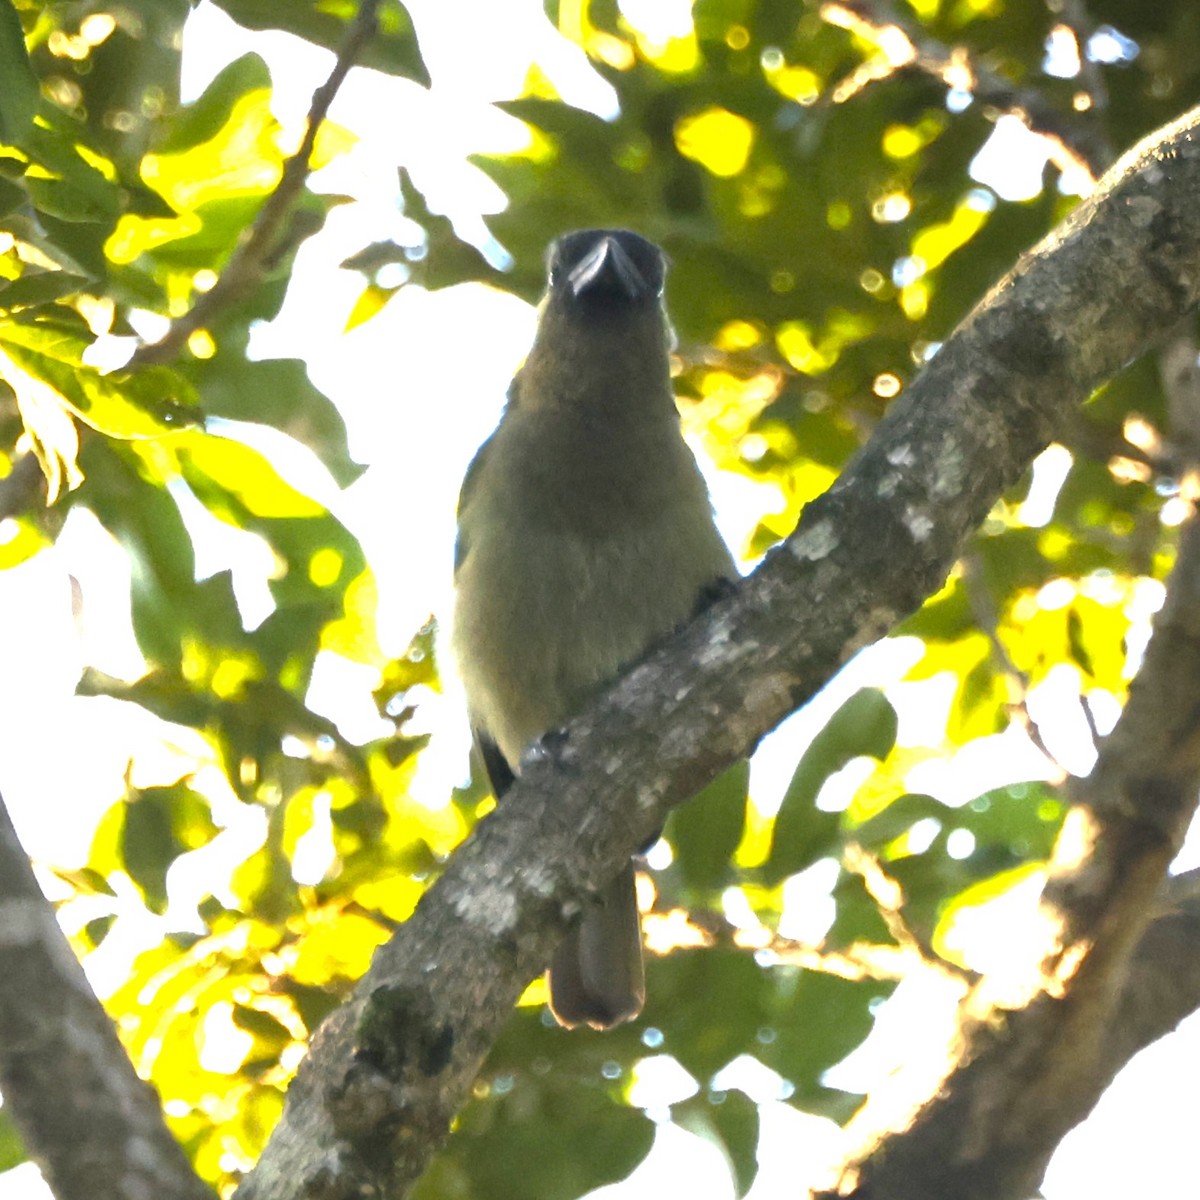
[2,2,1198,1197]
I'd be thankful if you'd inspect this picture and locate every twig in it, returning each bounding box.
[642,901,958,984]
[820,0,1112,182]
[842,842,963,974]
[131,0,384,368]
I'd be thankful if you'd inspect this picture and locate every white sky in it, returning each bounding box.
[2,3,1198,1197]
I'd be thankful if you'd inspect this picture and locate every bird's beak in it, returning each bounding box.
[567,235,650,300]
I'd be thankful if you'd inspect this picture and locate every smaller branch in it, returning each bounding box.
[842,843,956,973]
[0,792,216,1200]
[130,0,384,368]
[1077,688,1102,745]
[645,902,959,985]
[821,0,1111,181]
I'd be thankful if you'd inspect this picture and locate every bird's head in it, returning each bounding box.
[513,229,675,414]
[545,229,666,317]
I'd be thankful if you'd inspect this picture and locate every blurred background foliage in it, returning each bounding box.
[1,0,1198,1196]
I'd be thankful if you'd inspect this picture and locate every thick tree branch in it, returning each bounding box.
[234,105,1200,1200]
[0,793,215,1200]
[130,0,384,368]
[823,509,1200,1199]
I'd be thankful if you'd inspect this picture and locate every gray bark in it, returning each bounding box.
[0,795,216,1200]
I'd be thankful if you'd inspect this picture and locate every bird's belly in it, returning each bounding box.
[452,514,727,768]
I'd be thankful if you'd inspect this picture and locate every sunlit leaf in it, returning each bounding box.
[764,689,898,885]
[177,433,326,519]
[0,514,47,567]
[0,323,200,438]
[141,86,282,214]
[288,906,391,987]
[0,340,82,501]
[675,106,756,177]
[0,1108,26,1172]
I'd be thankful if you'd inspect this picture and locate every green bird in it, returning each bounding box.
[452,229,736,1029]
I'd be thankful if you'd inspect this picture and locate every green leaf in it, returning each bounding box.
[675,1089,760,1197]
[414,1068,654,1200]
[0,270,93,312]
[670,761,749,892]
[123,783,219,914]
[0,0,37,146]
[764,689,898,885]
[22,120,122,223]
[232,1003,293,1052]
[647,949,772,1081]
[49,865,118,898]
[851,791,947,848]
[757,969,884,1119]
[188,355,362,488]
[210,0,430,86]
[0,1109,25,1173]
[0,172,24,219]
[0,324,200,438]
[157,54,273,155]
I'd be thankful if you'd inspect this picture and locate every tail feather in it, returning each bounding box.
[548,862,644,1029]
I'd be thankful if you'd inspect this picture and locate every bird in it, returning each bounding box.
[451,229,736,1029]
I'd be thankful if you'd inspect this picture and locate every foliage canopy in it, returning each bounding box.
[1,0,1198,1196]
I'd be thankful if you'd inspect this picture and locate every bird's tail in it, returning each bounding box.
[548,861,644,1030]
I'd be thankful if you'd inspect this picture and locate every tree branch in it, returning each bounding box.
[1108,867,1200,1073]
[821,0,1113,179]
[232,104,1200,1200]
[0,793,215,1200]
[130,0,384,368]
[823,505,1200,1199]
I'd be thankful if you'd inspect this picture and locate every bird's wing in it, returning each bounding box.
[474,729,516,799]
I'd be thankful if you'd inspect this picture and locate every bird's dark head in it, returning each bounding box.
[546,229,666,316]
[515,229,674,415]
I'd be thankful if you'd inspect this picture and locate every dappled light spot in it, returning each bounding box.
[308,546,343,588]
[674,106,755,177]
